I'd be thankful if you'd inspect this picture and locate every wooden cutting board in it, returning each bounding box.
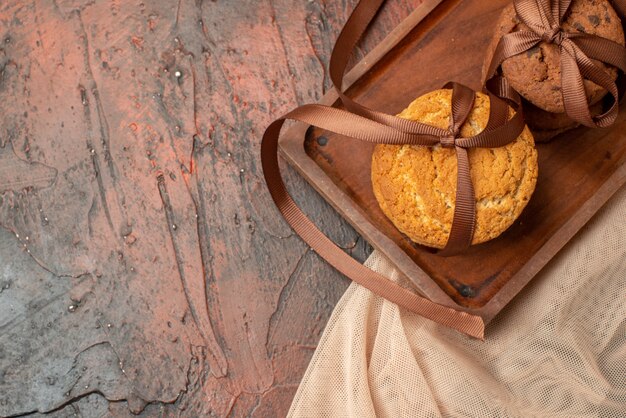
[278,0,626,323]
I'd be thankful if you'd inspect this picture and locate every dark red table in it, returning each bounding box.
[0,1,417,416]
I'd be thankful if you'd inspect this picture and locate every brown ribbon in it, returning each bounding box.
[485,0,626,128]
[260,0,527,339]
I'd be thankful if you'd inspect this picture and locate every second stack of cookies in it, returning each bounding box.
[482,0,625,141]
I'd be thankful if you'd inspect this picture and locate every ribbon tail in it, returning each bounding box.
[561,40,619,127]
[572,35,626,73]
[560,42,596,127]
[440,147,476,256]
[328,0,451,138]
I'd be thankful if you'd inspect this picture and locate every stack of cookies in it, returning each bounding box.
[371,89,538,249]
[482,0,625,141]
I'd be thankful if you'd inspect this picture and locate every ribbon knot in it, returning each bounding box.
[541,25,564,45]
[440,134,457,148]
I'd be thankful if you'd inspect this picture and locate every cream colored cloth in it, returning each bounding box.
[289,187,626,418]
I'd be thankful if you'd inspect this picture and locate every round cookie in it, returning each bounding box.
[371,89,538,249]
[488,0,624,114]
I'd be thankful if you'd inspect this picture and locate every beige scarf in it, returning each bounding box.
[289,187,626,417]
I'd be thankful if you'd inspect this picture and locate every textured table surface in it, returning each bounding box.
[0,0,418,416]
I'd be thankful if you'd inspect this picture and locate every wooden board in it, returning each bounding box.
[279,0,626,322]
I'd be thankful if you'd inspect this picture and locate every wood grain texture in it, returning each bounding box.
[0,0,419,417]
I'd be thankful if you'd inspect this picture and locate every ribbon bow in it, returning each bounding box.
[486,0,626,128]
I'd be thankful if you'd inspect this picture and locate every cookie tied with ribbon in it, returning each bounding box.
[485,0,626,128]
[371,88,538,251]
